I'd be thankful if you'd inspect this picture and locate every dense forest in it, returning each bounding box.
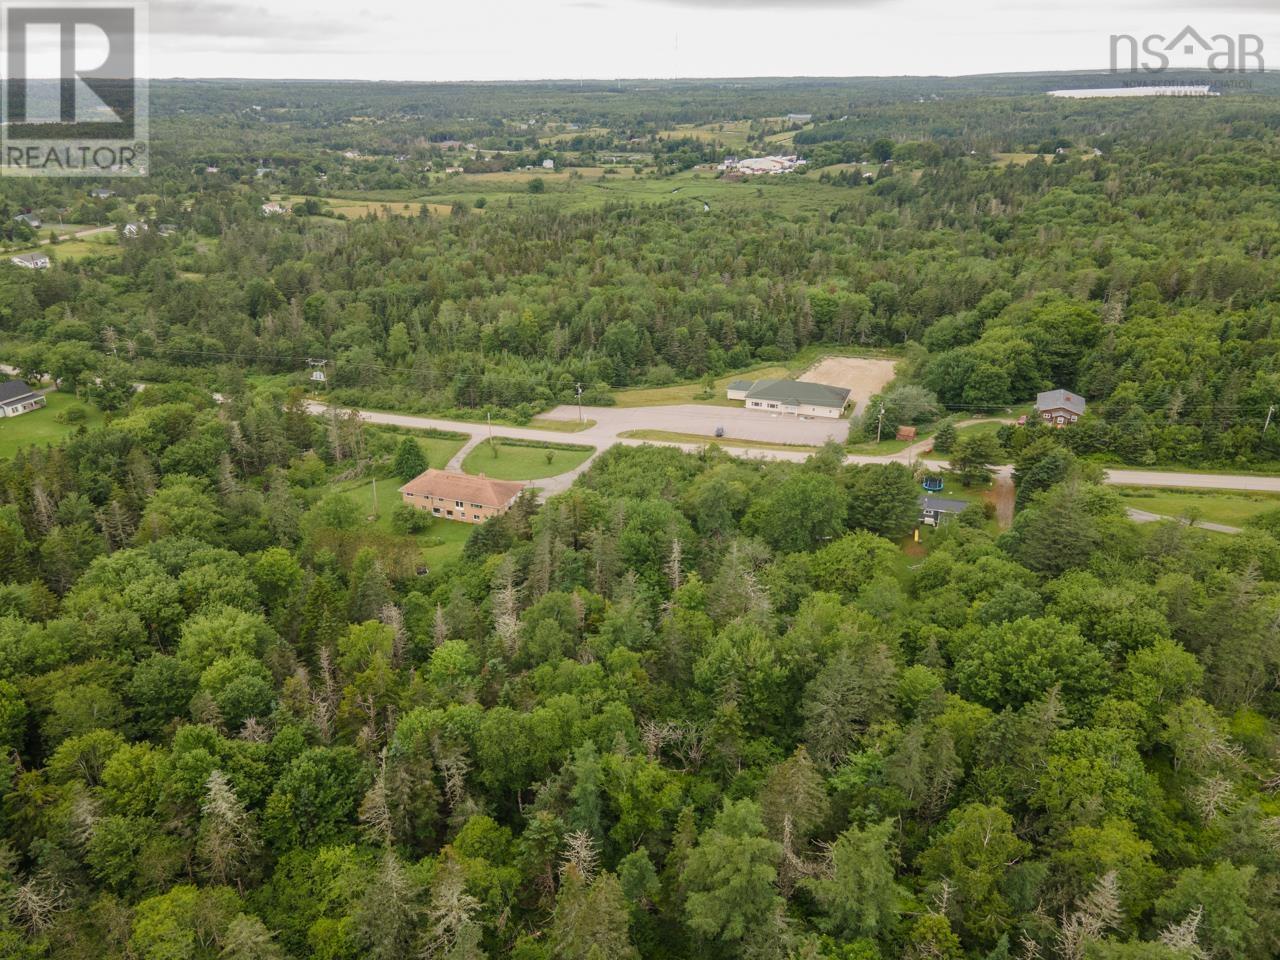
[2,383,1280,960]
[0,75,1279,960]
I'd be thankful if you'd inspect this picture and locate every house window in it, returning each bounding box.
[446,510,453,517]
[455,500,463,508]
[767,402,778,409]
[432,508,441,515]
[471,503,483,509]
[1056,416,1064,424]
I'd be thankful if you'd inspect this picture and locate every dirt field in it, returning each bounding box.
[799,356,898,415]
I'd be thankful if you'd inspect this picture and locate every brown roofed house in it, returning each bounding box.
[399,469,526,524]
[895,426,918,441]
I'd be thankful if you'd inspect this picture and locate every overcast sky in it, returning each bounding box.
[142,0,1280,80]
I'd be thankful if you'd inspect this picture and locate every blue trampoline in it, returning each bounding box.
[922,476,944,492]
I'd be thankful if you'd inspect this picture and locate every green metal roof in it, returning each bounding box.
[744,379,851,407]
[727,380,754,392]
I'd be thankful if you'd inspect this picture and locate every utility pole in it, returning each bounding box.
[1265,404,1276,434]
[371,476,378,518]
[576,382,584,424]
[876,404,886,444]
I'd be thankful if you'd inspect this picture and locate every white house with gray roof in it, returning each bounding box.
[0,380,45,417]
[1035,389,1086,428]
[918,495,969,526]
[727,378,852,419]
[10,252,49,269]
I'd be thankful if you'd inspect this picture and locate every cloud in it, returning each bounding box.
[640,0,888,7]
[150,0,374,42]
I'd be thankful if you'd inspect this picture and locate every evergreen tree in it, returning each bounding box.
[392,437,429,481]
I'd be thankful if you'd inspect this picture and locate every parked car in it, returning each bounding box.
[714,426,725,438]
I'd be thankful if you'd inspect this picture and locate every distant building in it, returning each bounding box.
[1035,389,1086,427]
[787,113,813,123]
[895,426,918,441]
[13,213,41,228]
[89,188,114,199]
[542,158,556,170]
[919,495,968,526]
[0,380,45,417]
[10,252,49,270]
[720,155,806,176]
[261,202,288,216]
[399,469,526,524]
[157,223,179,237]
[204,165,220,174]
[122,222,147,238]
[727,379,852,419]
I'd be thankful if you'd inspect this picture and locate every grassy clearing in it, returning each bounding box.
[418,165,859,218]
[419,519,476,568]
[47,235,119,261]
[274,195,453,219]
[1115,487,1280,527]
[329,468,474,568]
[620,429,819,454]
[528,417,597,433]
[612,365,792,408]
[369,427,469,472]
[0,392,103,460]
[462,437,594,480]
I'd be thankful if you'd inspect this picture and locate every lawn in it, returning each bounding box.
[46,236,119,261]
[528,417,597,433]
[1115,487,1280,528]
[330,468,474,568]
[0,392,103,460]
[371,427,469,472]
[612,365,792,408]
[619,429,818,454]
[461,438,594,480]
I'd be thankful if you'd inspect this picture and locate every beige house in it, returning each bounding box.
[399,469,526,524]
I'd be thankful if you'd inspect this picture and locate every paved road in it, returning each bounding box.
[1125,508,1243,535]
[308,401,1279,504]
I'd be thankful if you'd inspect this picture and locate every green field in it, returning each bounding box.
[371,427,469,471]
[462,438,594,480]
[612,365,792,408]
[0,392,103,460]
[330,468,475,568]
[417,165,858,218]
[619,429,818,454]
[418,519,474,569]
[847,416,1013,455]
[1115,487,1280,528]
[528,417,597,433]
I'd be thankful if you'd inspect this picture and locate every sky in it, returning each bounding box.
[131,0,1280,80]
